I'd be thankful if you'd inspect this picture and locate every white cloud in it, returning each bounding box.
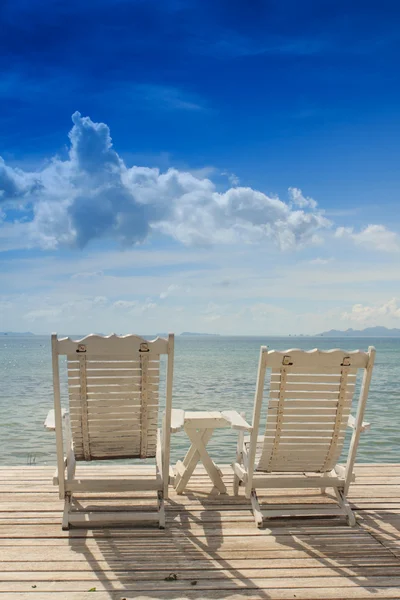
[335,224,400,252]
[0,157,41,201]
[221,171,240,186]
[132,84,205,112]
[159,284,179,299]
[113,300,138,310]
[288,187,318,209]
[0,112,331,253]
[309,257,333,265]
[342,298,400,324]
[71,271,104,280]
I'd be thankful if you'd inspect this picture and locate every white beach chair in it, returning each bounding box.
[44,333,177,530]
[230,346,375,527]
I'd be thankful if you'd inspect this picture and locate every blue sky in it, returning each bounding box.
[1,0,400,335]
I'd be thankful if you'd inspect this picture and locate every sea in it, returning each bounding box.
[0,335,399,466]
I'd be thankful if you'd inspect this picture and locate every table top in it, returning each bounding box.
[183,410,229,429]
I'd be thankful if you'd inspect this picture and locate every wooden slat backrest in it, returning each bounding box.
[253,348,372,473]
[54,334,170,461]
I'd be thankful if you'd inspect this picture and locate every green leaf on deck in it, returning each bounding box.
[88,588,97,592]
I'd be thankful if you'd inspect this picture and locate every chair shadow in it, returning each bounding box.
[64,484,400,599]
[66,488,257,598]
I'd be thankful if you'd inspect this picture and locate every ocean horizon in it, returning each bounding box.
[1,334,398,466]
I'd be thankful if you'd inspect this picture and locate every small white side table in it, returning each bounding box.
[171,409,251,495]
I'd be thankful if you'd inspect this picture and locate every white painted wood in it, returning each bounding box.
[170,408,185,433]
[348,413,371,432]
[65,478,161,492]
[232,345,375,526]
[62,494,71,530]
[335,488,357,526]
[175,428,214,494]
[268,390,354,399]
[344,346,376,495]
[185,428,227,494]
[221,410,253,431]
[263,413,351,425]
[250,489,263,527]
[251,473,346,488]
[232,461,247,482]
[49,331,174,529]
[244,346,268,499]
[163,333,174,499]
[321,365,351,471]
[173,411,234,494]
[270,373,357,383]
[44,408,67,431]
[269,382,355,392]
[68,511,160,527]
[266,348,368,369]
[51,334,65,500]
[157,489,165,529]
[58,333,168,357]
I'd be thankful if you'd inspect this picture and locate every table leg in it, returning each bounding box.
[186,428,227,494]
[175,428,214,494]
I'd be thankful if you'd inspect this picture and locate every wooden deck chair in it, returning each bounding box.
[231,346,376,527]
[44,333,176,530]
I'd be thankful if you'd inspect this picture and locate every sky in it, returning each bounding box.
[1,0,400,336]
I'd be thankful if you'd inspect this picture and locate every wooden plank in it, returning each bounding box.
[270,374,356,384]
[59,333,168,357]
[2,575,400,592]
[269,382,354,392]
[268,391,354,400]
[0,463,398,599]
[1,566,400,580]
[3,591,400,600]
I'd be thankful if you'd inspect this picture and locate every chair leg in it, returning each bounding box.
[62,493,71,530]
[158,490,165,529]
[233,472,240,496]
[233,430,245,496]
[321,487,326,495]
[250,489,263,528]
[335,488,356,527]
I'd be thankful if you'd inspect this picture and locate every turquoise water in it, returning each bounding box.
[0,335,399,466]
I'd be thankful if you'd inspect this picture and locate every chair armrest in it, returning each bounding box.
[221,410,252,431]
[44,408,68,431]
[348,414,371,433]
[170,408,185,433]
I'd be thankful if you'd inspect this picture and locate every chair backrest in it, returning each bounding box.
[52,333,173,461]
[248,347,375,474]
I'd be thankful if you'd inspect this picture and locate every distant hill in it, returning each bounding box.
[180,332,220,336]
[317,326,400,337]
[0,331,35,336]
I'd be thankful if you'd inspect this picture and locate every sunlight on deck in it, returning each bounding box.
[0,464,399,599]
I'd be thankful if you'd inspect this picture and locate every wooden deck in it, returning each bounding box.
[0,464,400,599]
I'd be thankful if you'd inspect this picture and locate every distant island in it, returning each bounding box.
[180,332,221,337]
[0,331,35,336]
[317,326,400,337]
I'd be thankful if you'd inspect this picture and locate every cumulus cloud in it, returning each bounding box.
[0,158,41,202]
[335,225,400,252]
[342,298,400,324]
[288,187,317,209]
[0,112,331,251]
